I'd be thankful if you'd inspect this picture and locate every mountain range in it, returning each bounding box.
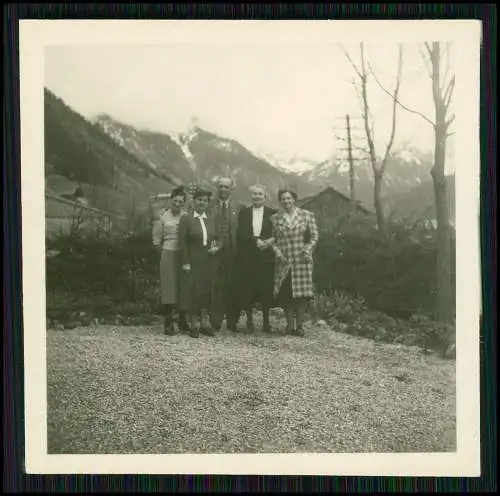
[44,88,454,223]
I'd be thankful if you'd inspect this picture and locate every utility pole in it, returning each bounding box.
[331,115,367,211]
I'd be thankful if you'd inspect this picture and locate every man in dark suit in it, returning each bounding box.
[207,176,243,332]
[235,184,276,333]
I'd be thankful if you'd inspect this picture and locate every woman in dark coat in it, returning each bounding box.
[236,184,276,333]
[178,188,220,338]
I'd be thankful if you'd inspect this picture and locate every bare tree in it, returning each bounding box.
[369,42,455,323]
[341,43,403,231]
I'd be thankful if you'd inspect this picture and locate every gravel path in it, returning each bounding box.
[47,318,456,454]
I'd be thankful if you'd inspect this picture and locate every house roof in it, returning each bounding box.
[296,186,372,214]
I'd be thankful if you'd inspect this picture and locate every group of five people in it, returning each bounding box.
[152,177,319,338]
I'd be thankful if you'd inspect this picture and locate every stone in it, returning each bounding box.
[444,343,456,359]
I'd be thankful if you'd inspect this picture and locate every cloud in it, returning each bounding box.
[45,43,448,162]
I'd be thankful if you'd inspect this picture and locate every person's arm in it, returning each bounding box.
[178,216,191,270]
[269,216,285,260]
[212,206,225,251]
[236,208,249,244]
[262,209,278,248]
[208,216,222,254]
[152,215,163,253]
[303,211,319,255]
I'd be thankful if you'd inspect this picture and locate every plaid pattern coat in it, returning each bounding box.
[271,208,319,299]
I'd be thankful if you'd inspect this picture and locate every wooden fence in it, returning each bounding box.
[45,192,127,239]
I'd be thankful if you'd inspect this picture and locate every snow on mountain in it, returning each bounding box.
[398,149,422,165]
[257,151,319,174]
[171,130,198,170]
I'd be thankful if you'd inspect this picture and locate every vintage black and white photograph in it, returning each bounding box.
[20,20,481,475]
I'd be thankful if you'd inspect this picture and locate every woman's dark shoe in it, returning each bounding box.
[189,328,200,338]
[262,323,272,334]
[294,326,305,337]
[163,314,175,335]
[178,313,190,333]
[164,324,176,336]
[200,327,215,337]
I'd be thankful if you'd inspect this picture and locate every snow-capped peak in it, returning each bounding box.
[397,149,422,165]
[170,133,197,171]
[257,151,319,174]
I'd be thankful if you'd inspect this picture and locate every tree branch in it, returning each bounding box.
[442,42,452,92]
[424,42,433,59]
[358,45,378,172]
[445,114,455,128]
[443,75,455,109]
[430,42,442,105]
[419,44,433,78]
[380,44,403,175]
[340,45,363,79]
[368,62,435,127]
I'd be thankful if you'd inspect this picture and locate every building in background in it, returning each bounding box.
[296,186,374,232]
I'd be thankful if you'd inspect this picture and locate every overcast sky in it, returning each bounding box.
[45,42,454,163]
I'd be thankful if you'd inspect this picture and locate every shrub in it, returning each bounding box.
[46,226,161,326]
[313,217,455,320]
[312,290,455,356]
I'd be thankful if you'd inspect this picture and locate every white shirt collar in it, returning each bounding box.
[194,211,207,219]
[252,205,264,210]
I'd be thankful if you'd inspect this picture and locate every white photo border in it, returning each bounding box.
[20,19,482,476]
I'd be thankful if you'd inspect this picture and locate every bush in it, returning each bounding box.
[313,218,455,320]
[46,213,456,356]
[46,226,161,326]
[312,290,455,356]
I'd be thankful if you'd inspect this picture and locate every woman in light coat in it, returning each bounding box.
[152,186,189,335]
[271,188,319,336]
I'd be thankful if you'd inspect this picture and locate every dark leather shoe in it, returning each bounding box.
[164,323,175,335]
[200,327,215,337]
[189,328,200,338]
[226,320,239,332]
[294,327,305,337]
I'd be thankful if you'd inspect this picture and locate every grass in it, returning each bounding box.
[47,314,456,454]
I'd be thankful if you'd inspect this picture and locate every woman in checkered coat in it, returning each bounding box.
[270,188,319,336]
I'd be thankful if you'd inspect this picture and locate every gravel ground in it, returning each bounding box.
[47,316,456,454]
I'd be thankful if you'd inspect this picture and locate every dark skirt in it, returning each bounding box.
[178,249,214,314]
[276,270,312,306]
[238,245,275,308]
[159,249,180,305]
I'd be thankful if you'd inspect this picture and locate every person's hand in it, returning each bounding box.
[302,247,313,261]
[256,239,265,250]
[182,264,191,271]
[208,240,220,255]
[275,249,286,262]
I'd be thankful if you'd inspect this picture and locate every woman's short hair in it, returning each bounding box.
[249,184,268,196]
[192,187,212,200]
[278,188,298,201]
[170,186,187,201]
